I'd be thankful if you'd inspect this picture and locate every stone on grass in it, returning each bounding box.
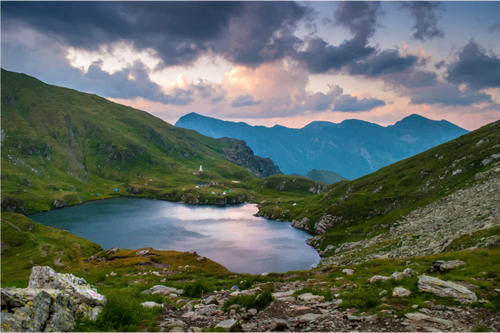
[298,293,325,302]
[141,301,162,308]
[272,290,294,298]
[342,269,355,275]
[247,308,257,316]
[430,260,466,273]
[417,275,477,303]
[215,319,238,331]
[393,286,411,297]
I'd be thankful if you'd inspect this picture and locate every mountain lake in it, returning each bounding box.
[30,198,320,274]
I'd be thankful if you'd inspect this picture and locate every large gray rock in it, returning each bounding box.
[271,318,288,331]
[430,260,466,273]
[215,319,238,331]
[1,267,107,332]
[418,275,477,303]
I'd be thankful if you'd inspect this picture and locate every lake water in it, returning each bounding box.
[30,198,320,274]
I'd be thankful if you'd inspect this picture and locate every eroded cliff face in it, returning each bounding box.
[218,138,282,178]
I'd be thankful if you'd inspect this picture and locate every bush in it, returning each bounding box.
[471,325,489,332]
[222,291,273,312]
[75,290,165,332]
[184,279,215,298]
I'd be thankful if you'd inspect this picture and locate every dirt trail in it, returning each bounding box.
[54,251,64,266]
[1,219,22,232]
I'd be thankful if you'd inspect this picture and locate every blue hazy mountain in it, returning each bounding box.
[175,113,469,179]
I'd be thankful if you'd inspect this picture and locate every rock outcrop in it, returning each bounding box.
[218,138,281,178]
[417,275,478,303]
[1,266,107,332]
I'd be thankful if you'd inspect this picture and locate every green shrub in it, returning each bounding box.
[471,325,489,332]
[184,279,215,298]
[75,290,164,332]
[222,291,273,312]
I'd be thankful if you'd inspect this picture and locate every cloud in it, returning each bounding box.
[489,21,500,33]
[398,1,445,41]
[230,94,262,107]
[1,1,310,69]
[410,84,492,106]
[446,40,500,90]
[434,60,446,69]
[296,1,383,74]
[333,94,386,112]
[347,49,418,78]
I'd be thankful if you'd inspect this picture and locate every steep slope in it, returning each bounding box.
[175,113,468,179]
[0,69,280,213]
[256,119,500,264]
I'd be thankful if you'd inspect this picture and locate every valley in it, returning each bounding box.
[1,70,500,332]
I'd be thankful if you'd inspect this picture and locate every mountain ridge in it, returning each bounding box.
[175,112,469,179]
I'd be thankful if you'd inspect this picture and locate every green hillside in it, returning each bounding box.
[0,69,304,214]
[306,169,348,184]
[257,119,500,258]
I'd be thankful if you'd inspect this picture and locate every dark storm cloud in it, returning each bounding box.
[347,50,418,77]
[489,22,500,33]
[410,84,492,106]
[215,2,310,66]
[446,40,500,90]
[434,60,446,69]
[230,94,262,107]
[398,1,445,41]
[296,1,382,73]
[1,1,309,68]
[333,95,386,112]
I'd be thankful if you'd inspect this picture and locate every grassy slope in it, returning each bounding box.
[1,69,322,213]
[258,119,500,251]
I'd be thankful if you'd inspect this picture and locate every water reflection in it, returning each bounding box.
[30,198,320,274]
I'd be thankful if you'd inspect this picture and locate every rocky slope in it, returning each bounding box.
[256,119,500,265]
[175,112,468,179]
[217,138,282,178]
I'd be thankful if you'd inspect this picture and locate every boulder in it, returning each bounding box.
[342,269,355,275]
[142,285,183,295]
[215,319,238,331]
[141,301,162,308]
[298,313,321,323]
[247,308,257,316]
[128,186,139,194]
[392,287,411,297]
[1,266,106,332]
[17,178,33,187]
[54,199,66,209]
[271,318,288,331]
[368,268,413,284]
[429,260,466,273]
[417,275,477,303]
[272,290,294,298]
[297,293,325,302]
[404,312,455,329]
[391,268,413,280]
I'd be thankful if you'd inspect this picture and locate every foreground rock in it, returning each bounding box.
[1,266,106,332]
[418,275,478,303]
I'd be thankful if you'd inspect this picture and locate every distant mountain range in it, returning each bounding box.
[175,113,469,179]
[290,169,347,185]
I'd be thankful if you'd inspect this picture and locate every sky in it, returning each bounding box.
[2,1,500,131]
